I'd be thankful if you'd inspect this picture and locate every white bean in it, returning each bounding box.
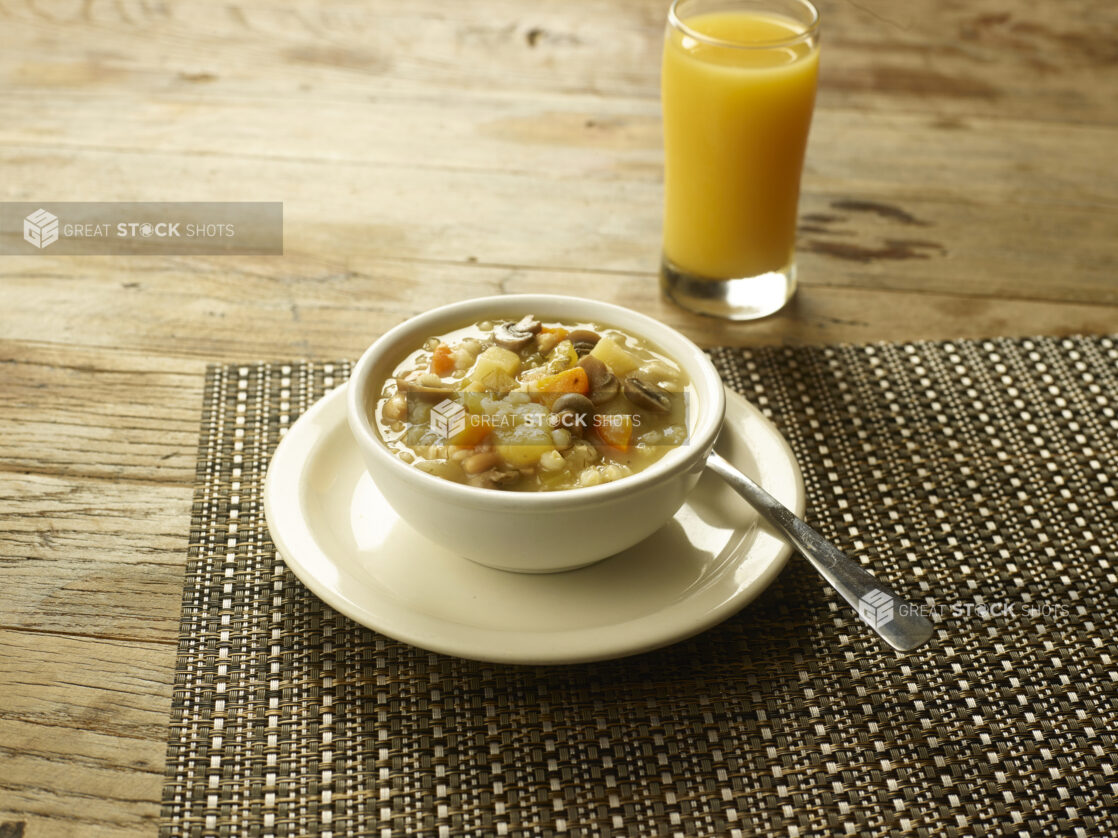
[382,393,407,422]
[463,451,500,474]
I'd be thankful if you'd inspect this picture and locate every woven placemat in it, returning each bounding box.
[162,336,1118,837]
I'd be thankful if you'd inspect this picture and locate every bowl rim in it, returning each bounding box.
[346,294,726,510]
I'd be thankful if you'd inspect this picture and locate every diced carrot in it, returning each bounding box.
[429,343,455,376]
[449,418,491,448]
[593,414,633,453]
[532,366,589,406]
[539,325,569,340]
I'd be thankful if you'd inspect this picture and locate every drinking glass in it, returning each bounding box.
[660,0,820,320]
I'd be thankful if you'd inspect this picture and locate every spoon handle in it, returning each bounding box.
[706,451,934,653]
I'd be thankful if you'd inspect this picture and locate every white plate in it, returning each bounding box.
[264,384,804,664]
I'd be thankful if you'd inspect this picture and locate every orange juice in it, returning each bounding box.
[661,6,819,283]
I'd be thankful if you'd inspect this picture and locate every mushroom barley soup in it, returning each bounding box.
[375,315,692,491]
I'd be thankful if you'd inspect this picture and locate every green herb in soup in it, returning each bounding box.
[374,315,691,491]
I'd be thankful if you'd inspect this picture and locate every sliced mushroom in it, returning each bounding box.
[395,375,457,400]
[578,355,619,406]
[493,315,541,350]
[550,393,595,436]
[552,393,595,418]
[566,329,601,357]
[514,314,542,334]
[622,376,672,413]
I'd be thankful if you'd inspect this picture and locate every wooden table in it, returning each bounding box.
[1,0,1115,834]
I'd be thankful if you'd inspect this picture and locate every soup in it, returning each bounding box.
[374,315,692,491]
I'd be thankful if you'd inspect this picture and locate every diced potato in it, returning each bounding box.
[589,336,640,376]
[494,443,547,469]
[495,426,554,468]
[637,359,687,392]
[496,441,554,469]
[458,391,486,412]
[547,340,578,371]
[470,346,521,386]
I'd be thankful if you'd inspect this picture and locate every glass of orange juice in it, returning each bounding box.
[660,0,820,320]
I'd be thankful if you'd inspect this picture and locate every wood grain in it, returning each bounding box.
[0,0,1116,833]
[0,632,170,837]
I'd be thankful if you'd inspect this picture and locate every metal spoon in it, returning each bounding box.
[706,450,934,653]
